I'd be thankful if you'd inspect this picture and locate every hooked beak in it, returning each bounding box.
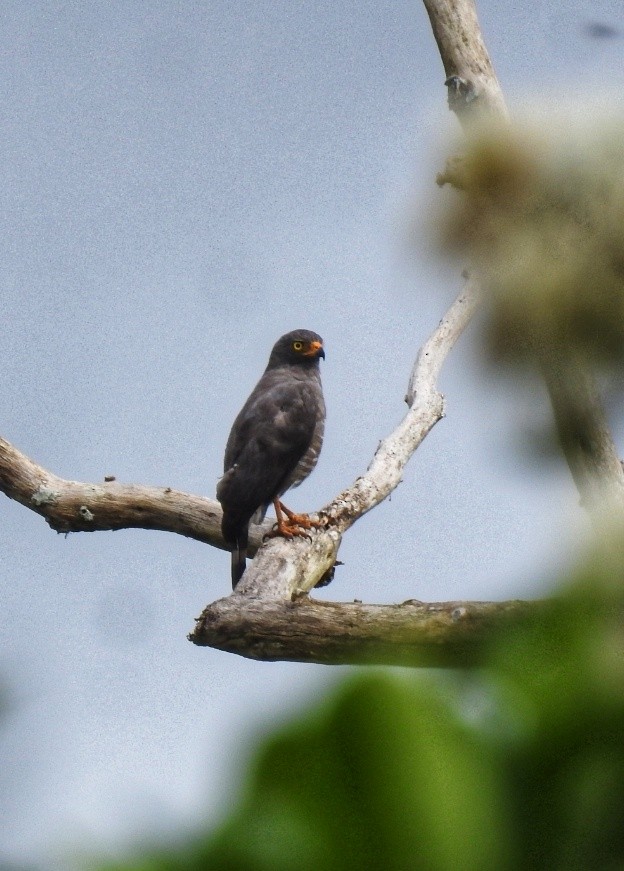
[305,340,325,359]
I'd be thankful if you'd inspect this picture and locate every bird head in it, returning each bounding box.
[268,330,325,367]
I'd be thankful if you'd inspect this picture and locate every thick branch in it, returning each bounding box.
[422,0,508,120]
[0,436,272,551]
[190,596,536,667]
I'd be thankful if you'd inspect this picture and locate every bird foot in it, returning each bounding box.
[279,502,326,529]
[264,513,322,541]
[281,510,321,529]
[263,499,325,542]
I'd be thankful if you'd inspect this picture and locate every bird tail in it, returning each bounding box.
[230,535,248,589]
[221,512,249,589]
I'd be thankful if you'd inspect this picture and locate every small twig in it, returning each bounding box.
[406,276,480,406]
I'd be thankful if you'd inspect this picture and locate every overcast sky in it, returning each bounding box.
[2,1,624,868]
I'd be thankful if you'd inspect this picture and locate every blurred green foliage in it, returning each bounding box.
[96,541,624,871]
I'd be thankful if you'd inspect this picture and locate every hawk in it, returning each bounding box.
[217,329,326,587]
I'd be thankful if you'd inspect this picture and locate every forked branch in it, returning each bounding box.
[190,277,485,660]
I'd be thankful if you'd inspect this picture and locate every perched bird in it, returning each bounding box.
[217,329,326,588]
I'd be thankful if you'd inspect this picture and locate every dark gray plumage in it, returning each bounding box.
[217,329,326,587]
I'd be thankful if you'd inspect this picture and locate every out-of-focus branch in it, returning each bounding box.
[424,0,624,514]
[539,353,624,511]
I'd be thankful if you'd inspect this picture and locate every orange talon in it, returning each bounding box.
[262,499,322,541]
[278,501,323,529]
[274,499,323,535]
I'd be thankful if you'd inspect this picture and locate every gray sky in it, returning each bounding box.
[2,1,623,867]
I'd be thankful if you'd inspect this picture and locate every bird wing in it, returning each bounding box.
[217,372,320,529]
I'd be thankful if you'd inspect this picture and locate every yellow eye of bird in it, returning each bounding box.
[292,341,303,351]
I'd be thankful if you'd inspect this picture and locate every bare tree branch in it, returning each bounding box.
[422,0,508,120]
[0,436,272,552]
[0,268,476,566]
[1,275,498,669]
[194,0,624,658]
[190,597,536,667]
[189,2,521,658]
